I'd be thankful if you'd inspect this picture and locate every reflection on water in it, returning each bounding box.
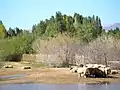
[87,81,110,85]
[0,83,120,90]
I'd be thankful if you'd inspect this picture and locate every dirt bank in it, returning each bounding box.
[0,68,120,84]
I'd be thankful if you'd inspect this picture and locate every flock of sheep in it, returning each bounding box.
[70,64,118,78]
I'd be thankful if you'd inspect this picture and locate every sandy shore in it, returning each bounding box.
[0,68,120,84]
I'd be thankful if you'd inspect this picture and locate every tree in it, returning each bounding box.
[15,27,23,35]
[7,27,16,37]
[0,20,6,39]
[32,25,36,33]
[95,16,103,36]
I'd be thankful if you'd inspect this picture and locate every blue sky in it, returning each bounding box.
[0,0,120,30]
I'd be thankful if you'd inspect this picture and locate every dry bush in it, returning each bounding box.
[85,35,120,68]
[32,34,120,69]
[32,34,79,67]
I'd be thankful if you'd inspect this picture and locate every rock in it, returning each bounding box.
[4,65,13,68]
[22,66,31,69]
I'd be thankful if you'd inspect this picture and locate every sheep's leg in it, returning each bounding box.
[82,71,87,78]
[83,73,86,78]
[83,75,86,78]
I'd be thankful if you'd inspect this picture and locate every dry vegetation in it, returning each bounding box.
[32,34,120,69]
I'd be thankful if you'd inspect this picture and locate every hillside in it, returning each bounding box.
[104,23,120,30]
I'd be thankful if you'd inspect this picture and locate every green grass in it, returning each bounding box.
[0,78,9,81]
[0,61,5,68]
[30,63,45,68]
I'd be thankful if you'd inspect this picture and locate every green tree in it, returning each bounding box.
[0,20,6,39]
[7,27,16,37]
[15,27,23,35]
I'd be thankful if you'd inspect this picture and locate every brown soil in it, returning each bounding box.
[0,68,120,84]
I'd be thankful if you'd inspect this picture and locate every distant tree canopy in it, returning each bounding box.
[32,11,103,42]
[107,27,120,39]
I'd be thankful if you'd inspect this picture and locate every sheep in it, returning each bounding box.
[111,70,118,74]
[77,67,87,78]
[92,64,100,68]
[75,64,112,78]
[77,67,107,78]
[98,64,106,68]
[86,64,106,68]
[85,68,106,78]
[85,64,94,68]
[98,67,111,75]
[70,66,78,73]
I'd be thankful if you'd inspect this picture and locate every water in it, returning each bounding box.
[0,83,120,90]
[0,74,26,80]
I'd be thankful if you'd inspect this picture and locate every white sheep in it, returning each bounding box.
[98,64,106,68]
[77,67,87,78]
[86,64,106,68]
[98,67,111,75]
[92,64,100,68]
[70,66,78,73]
[85,64,94,68]
[111,70,118,74]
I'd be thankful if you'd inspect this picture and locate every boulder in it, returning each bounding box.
[4,65,13,68]
[22,66,31,69]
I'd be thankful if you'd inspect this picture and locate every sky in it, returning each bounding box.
[0,0,120,30]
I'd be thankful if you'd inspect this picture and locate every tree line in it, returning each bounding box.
[0,11,120,62]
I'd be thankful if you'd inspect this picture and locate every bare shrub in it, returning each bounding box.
[85,35,120,68]
[32,34,120,69]
[32,34,79,67]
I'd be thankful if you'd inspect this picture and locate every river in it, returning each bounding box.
[0,83,120,90]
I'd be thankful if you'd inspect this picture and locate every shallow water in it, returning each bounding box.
[0,83,120,90]
[0,74,26,80]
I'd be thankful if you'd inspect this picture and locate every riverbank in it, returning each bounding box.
[0,68,120,84]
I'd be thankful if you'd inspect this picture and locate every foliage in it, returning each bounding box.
[0,31,34,61]
[32,11,103,42]
[0,20,6,39]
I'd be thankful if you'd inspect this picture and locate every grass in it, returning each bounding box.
[30,63,45,68]
[0,78,8,81]
[0,61,5,68]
